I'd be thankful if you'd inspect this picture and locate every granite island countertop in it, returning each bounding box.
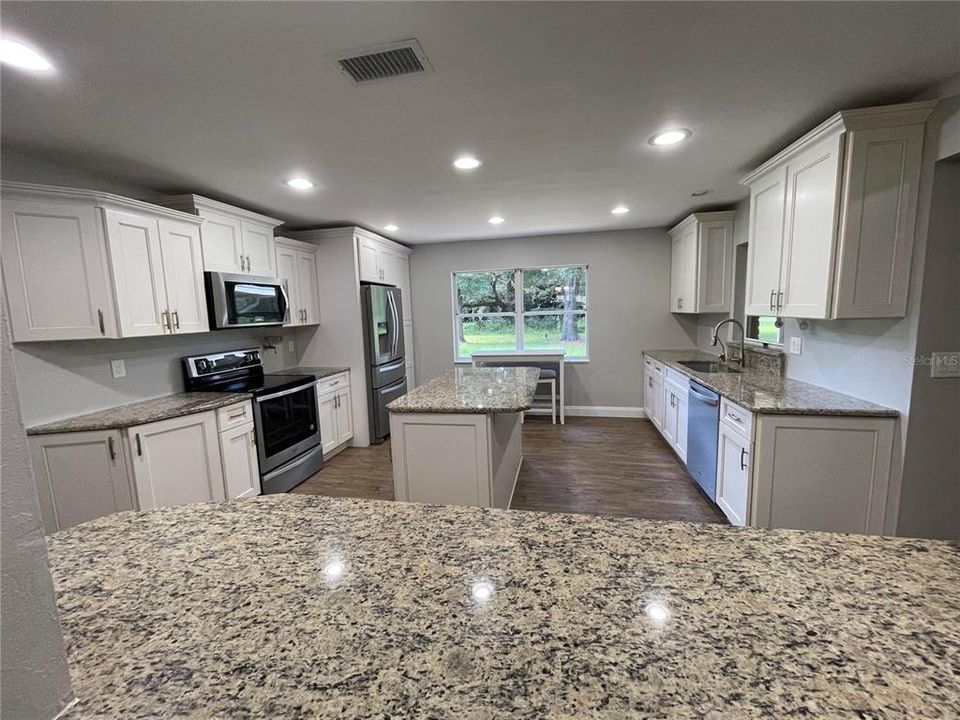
[645,349,899,417]
[276,365,350,380]
[26,392,253,435]
[49,495,960,718]
[388,366,540,414]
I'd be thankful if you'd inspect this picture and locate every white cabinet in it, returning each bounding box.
[316,373,353,458]
[162,195,282,277]
[29,430,133,534]
[741,101,932,319]
[716,408,752,527]
[651,370,664,430]
[127,411,226,510]
[668,212,736,314]
[276,238,320,327]
[357,236,382,283]
[218,422,260,500]
[1,191,118,341]
[662,369,689,463]
[104,209,207,336]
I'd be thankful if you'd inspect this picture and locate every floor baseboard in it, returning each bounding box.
[525,405,646,419]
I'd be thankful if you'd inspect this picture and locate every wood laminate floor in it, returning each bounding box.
[293,416,727,524]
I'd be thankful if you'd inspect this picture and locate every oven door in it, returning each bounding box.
[206,272,289,328]
[253,383,321,474]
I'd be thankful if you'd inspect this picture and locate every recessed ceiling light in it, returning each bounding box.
[648,129,692,147]
[453,155,482,170]
[285,177,315,191]
[0,38,54,72]
[488,216,505,225]
[383,224,399,232]
[611,205,630,215]
[691,189,713,197]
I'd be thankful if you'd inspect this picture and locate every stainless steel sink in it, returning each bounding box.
[678,360,741,374]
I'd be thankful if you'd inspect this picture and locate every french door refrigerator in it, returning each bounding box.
[361,284,407,443]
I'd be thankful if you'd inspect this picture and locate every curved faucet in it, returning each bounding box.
[712,318,746,367]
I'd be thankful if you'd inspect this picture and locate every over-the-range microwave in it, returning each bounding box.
[204,271,289,329]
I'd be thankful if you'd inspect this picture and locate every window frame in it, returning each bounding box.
[744,313,783,348]
[451,264,589,363]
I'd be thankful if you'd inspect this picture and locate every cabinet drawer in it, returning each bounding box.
[217,401,254,432]
[645,356,663,377]
[316,372,349,395]
[720,398,753,438]
[664,366,687,389]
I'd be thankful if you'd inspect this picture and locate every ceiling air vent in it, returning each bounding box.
[336,39,432,83]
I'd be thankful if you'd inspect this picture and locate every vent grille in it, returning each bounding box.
[336,40,431,83]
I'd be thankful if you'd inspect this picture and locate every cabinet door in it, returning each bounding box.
[219,422,261,500]
[1,197,117,340]
[197,209,244,273]
[357,236,381,283]
[129,412,225,510]
[241,221,276,277]
[317,390,339,455]
[652,376,665,429]
[662,386,678,446]
[297,250,320,325]
[717,422,751,527]
[276,245,301,326]
[744,169,787,316]
[675,391,689,463]
[643,368,655,416]
[669,234,685,312]
[779,133,843,319]
[30,430,132,533]
[697,221,734,313]
[158,218,208,334]
[335,388,354,445]
[104,209,169,337]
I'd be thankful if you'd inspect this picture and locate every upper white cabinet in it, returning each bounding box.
[741,101,933,319]
[162,195,282,277]
[1,189,118,341]
[275,237,321,327]
[668,212,736,314]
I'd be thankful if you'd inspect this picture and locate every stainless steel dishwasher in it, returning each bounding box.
[686,380,720,500]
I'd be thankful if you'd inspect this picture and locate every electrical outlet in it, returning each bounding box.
[930,351,960,378]
[110,359,126,379]
[789,337,802,355]
[288,341,296,353]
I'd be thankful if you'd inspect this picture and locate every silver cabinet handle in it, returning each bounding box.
[107,435,116,461]
[135,433,142,456]
[769,289,776,312]
[161,310,171,332]
[246,254,252,272]
[740,447,748,471]
[98,308,105,335]
[172,310,180,330]
[228,409,246,419]
[728,411,741,422]
[677,297,683,310]
[777,291,783,314]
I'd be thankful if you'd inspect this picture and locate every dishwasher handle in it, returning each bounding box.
[688,385,719,406]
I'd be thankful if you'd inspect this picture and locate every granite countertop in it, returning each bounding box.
[277,365,350,380]
[388,366,540,414]
[645,349,899,417]
[25,392,252,435]
[48,495,960,718]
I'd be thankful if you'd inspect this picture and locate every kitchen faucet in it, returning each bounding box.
[712,318,746,367]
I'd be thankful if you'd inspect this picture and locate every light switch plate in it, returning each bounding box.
[288,341,296,353]
[789,337,803,355]
[930,351,960,378]
[110,359,126,379]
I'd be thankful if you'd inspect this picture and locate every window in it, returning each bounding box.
[746,315,782,345]
[453,266,588,361]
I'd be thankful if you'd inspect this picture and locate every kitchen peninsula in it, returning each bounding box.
[387,366,540,508]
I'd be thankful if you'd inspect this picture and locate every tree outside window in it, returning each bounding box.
[453,266,587,361]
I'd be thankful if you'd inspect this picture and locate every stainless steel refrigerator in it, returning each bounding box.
[361,284,407,443]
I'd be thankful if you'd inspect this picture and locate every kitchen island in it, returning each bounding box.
[49,495,960,718]
[387,366,539,508]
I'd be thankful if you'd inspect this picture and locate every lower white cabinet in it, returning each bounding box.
[30,430,134,534]
[218,420,260,500]
[316,373,354,458]
[662,373,689,462]
[716,417,751,527]
[127,411,226,510]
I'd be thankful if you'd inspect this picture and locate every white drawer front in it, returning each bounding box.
[720,397,753,438]
[664,366,687,388]
[217,401,253,432]
[316,372,350,395]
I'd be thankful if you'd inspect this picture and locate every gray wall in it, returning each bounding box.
[1,295,75,719]
[409,228,700,408]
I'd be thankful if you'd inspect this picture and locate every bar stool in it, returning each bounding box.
[536,368,558,425]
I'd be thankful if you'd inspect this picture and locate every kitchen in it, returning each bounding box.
[2,2,959,719]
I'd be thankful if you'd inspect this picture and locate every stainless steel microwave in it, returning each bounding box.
[204,271,289,329]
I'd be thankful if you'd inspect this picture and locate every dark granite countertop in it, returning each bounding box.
[645,349,899,417]
[388,366,540,413]
[25,392,253,435]
[49,495,959,718]
[276,366,350,380]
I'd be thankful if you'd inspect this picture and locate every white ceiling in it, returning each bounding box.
[1,2,958,244]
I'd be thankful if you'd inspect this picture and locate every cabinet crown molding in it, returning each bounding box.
[275,236,321,253]
[291,226,412,255]
[0,181,203,224]
[161,194,283,228]
[668,210,737,236]
[739,100,936,187]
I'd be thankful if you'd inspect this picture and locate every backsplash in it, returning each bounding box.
[743,346,785,376]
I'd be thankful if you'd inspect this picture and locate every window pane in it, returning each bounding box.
[458,315,517,358]
[522,266,586,311]
[455,271,515,314]
[523,313,587,357]
[747,315,782,344]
